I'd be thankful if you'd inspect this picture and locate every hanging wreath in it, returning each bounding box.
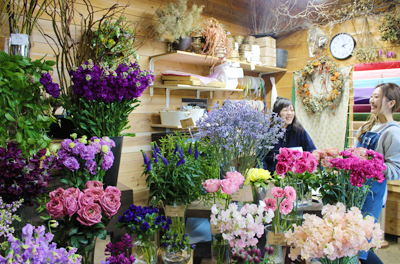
[296,56,345,114]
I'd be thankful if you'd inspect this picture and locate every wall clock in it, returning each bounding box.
[329,33,356,60]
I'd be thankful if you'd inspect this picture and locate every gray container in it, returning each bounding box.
[276,48,288,68]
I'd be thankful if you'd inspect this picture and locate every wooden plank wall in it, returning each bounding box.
[0,0,278,205]
[276,16,400,147]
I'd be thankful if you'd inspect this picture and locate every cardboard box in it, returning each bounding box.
[260,46,276,57]
[260,56,277,67]
[255,36,276,48]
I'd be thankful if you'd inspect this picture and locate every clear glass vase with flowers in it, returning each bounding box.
[312,147,386,209]
[160,230,196,264]
[115,204,171,264]
[44,181,121,264]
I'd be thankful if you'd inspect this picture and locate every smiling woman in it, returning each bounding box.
[262,97,316,173]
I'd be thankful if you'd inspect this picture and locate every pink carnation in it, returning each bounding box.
[220,178,240,195]
[271,187,284,198]
[279,198,293,215]
[202,179,221,193]
[284,186,296,201]
[264,198,277,211]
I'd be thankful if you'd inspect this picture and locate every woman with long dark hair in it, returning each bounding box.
[263,97,316,173]
[355,83,400,264]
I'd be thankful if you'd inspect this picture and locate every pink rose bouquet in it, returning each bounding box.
[285,202,384,263]
[313,147,386,209]
[264,186,296,232]
[45,181,121,263]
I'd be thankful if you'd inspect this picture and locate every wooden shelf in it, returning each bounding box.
[151,124,198,129]
[149,51,287,74]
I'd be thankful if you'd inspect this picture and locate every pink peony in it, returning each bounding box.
[271,187,284,198]
[220,178,240,195]
[202,179,221,193]
[279,198,293,215]
[276,148,291,162]
[77,203,103,226]
[85,181,103,189]
[264,198,277,211]
[225,171,245,186]
[46,197,65,219]
[84,187,105,202]
[321,156,334,168]
[100,192,121,218]
[284,186,296,201]
[78,192,96,207]
[293,160,307,174]
[275,162,289,176]
[105,186,122,197]
[49,187,65,199]
[64,195,79,217]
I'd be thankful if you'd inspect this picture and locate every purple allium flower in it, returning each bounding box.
[63,157,80,171]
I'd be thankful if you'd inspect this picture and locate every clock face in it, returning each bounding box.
[330,33,356,60]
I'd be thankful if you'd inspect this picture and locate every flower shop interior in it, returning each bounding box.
[1,0,400,263]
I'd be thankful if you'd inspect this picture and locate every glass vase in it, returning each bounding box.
[12,205,35,239]
[81,246,95,264]
[281,179,303,227]
[6,33,30,57]
[264,225,285,264]
[165,203,187,234]
[211,233,231,264]
[251,185,268,204]
[317,255,358,264]
[302,189,312,207]
[131,239,158,264]
[162,246,192,264]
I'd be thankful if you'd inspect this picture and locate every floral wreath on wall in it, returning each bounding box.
[296,56,345,114]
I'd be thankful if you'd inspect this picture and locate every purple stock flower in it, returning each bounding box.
[80,145,97,161]
[40,73,60,98]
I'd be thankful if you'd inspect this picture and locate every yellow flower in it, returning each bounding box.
[245,168,271,185]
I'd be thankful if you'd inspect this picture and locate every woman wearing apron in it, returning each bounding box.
[263,97,316,173]
[355,83,400,264]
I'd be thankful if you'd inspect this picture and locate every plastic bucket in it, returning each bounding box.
[276,49,288,68]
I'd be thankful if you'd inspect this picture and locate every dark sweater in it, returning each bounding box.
[263,124,316,173]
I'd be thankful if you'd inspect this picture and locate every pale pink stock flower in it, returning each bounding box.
[202,179,221,193]
[279,198,293,215]
[284,186,296,201]
[271,187,284,198]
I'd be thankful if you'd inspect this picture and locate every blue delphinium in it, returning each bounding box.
[196,100,285,175]
[0,224,82,264]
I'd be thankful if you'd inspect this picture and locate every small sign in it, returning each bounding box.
[250,64,255,70]
[266,230,286,246]
[10,34,29,46]
[180,117,194,128]
[165,205,186,217]
[231,185,253,202]
[210,222,222,234]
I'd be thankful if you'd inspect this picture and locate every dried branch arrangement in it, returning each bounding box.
[0,0,10,31]
[250,0,338,37]
[39,0,157,97]
[352,17,380,62]
[6,0,47,35]
[201,18,232,63]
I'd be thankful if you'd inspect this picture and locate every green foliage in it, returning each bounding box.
[379,12,400,44]
[0,51,56,157]
[155,0,204,43]
[63,96,140,138]
[92,16,139,69]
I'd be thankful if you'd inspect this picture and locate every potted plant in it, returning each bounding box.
[154,0,204,51]
[0,51,60,158]
[63,60,154,186]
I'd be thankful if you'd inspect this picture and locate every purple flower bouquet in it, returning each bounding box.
[63,60,154,137]
[45,134,115,189]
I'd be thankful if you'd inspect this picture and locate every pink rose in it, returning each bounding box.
[78,192,96,207]
[100,192,121,218]
[49,187,65,199]
[321,156,334,168]
[202,179,221,193]
[220,178,240,195]
[276,148,291,162]
[312,150,321,161]
[293,160,307,174]
[64,195,79,217]
[275,162,289,176]
[46,197,65,219]
[84,187,104,202]
[291,150,302,160]
[64,187,82,199]
[85,181,103,189]
[105,186,121,198]
[306,159,318,173]
[77,203,102,226]
[325,147,340,158]
[225,171,245,186]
